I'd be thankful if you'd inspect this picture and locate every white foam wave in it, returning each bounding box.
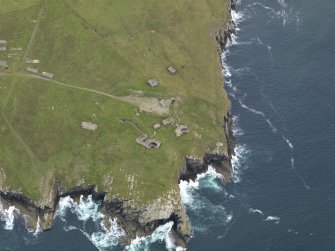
[264,216,280,224]
[91,218,125,249]
[267,45,274,62]
[231,10,245,25]
[266,119,278,133]
[33,216,42,236]
[248,208,264,216]
[0,201,19,230]
[179,166,224,206]
[238,100,265,116]
[57,195,103,222]
[56,195,125,250]
[126,221,178,251]
[281,135,311,189]
[231,144,249,183]
[248,2,277,16]
[238,100,279,134]
[281,135,293,149]
[277,0,288,8]
[233,115,244,136]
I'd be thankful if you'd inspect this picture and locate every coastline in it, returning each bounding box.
[0,0,238,247]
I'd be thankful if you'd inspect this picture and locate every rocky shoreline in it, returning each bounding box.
[0,0,237,248]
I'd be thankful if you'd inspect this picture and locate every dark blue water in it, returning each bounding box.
[1,0,335,250]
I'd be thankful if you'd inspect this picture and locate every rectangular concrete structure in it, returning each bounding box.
[136,134,161,149]
[0,47,6,51]
[10,48,22,51]
[26,59,40,64]
[0,40,6,44]
[147,79,159,87]
[26,67,38,74]
[153,123,161,130]
[162,117,174,126]
[41,72,54,79]
[175,124,190,137]
[0,60,8,68]
[81,121,98,131]
[167,66,176,74]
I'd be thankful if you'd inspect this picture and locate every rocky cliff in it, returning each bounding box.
[0,0,237,247]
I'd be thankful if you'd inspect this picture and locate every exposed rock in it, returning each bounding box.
[0,0,237,248]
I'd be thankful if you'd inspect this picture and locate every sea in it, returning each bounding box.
[1,0,335,250]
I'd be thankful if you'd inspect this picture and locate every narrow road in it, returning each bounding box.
[22,3,44,61]
[0,71,123,101]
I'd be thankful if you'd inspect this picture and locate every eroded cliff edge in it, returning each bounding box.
[0,0,237,247]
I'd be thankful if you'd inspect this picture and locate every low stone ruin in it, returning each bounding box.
[175,125,190,137]
[167,66,176,74]
[81,121,98,131]
[147,79,159,87]
[136,134,161,149]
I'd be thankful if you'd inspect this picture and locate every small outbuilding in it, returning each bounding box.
[136,134,148,144]
[0,40,6,44]
[0,47,6,51]
[175,125,190,137]
[136,134,161,149]
[0,60,8,68]
[10,47,22,51]
[145,138,161,149]
[153,123,161,130]
[41,71,54,79]
[26,67,38,74]
[162,117,174,126]
[26,59,40,64]
[147,78,159,87]
[167,66,177,74]
[81,121,98,131]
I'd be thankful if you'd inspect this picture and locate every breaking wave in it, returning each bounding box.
[249,208,280,224]
[179,167,233,235]
[125,221,183,251]
[0,201,19,230]
[231,144,250,183]
[264,216,280,224]
[56,195,125,250]
[248,208,264,216]
[247,1,302,27]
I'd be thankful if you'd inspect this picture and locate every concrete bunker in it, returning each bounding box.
[81,121,98,131]
[147,79,159,87]
[167,66,177,74]
[136,134,161,149]
[175,125,190,137]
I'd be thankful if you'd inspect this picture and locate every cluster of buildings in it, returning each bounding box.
[0,39,54,79]
[135,65,189,149]
[25,58,54,79]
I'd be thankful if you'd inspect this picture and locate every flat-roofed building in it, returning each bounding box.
[26,59,40,64]
[81,121,98,131]
[0,40,6,44]
[162,117,174,126]
[175,124,190,137]
[167,66,177,74]
[136,134,161,149]
[0,47,6,51]
[147,78,159,87]
[26,67,38,74]
[0,60,8,68]
[10,47,22,51]
[41,71,54,79]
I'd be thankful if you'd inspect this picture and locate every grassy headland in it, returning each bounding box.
[0,0,230,207]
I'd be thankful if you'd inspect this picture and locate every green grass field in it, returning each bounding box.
[0,0,230,206]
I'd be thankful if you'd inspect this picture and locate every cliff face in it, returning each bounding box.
[0,0,237,247]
